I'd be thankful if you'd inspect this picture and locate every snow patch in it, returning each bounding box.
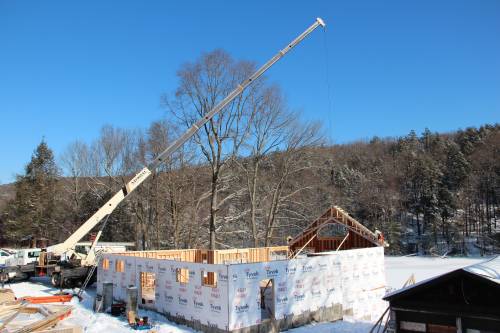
[5,255,494,332]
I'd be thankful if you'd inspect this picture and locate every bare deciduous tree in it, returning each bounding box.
[233,86,289,246]
[60,140,90,233]
[164,49,261,249]
[262,118,323,246]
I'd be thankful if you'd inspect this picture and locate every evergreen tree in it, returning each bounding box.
[4,140,60,243]
[386,218,402,254]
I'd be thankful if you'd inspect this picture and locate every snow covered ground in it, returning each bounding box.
[4,255,493,332]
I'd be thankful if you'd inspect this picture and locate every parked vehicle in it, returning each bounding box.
[0,249,15,266]
[6,248,41,266]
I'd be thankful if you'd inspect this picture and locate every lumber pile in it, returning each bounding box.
[0,289,81,333]
[0,289,16,304]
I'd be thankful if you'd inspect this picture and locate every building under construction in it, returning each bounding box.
[97,206,387,332]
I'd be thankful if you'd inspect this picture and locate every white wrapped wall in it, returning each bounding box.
[227,254,343,330]
[338,246,386,321]
[97,255,230,330]
[97,246,386,331]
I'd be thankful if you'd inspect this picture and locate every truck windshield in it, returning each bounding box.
[28,251,40,258]
[75,245,89,255]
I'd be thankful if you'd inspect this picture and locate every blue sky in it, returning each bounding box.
[1,0,499,183]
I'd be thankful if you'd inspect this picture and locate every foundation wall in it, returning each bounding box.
[97,246,386,332]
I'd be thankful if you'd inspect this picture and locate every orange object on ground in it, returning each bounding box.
[22,293,73,303]
[57,308,73,320]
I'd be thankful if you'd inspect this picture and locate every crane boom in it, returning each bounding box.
[49,17,326,260]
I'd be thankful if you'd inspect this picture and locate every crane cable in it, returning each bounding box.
[322,25,334,143]
[321,24,337,192]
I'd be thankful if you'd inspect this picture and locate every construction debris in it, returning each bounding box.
[20,294,73,304]
[0,288,79,333]
[0,302,73,333]
[0,289,15,304]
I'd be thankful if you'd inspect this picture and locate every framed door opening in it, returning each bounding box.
[140,272,156,308]
[259,278,275,320]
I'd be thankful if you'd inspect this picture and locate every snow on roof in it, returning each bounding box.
[384,256,500,300]
[463,255,500,284]
[384,270,449,299]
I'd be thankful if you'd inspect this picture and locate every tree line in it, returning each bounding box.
[0,50,498,255]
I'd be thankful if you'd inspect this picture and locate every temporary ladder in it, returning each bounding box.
[76,251,103,300]
[288,206,383,253]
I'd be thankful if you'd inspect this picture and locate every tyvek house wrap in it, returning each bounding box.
[226,246,386,329]
[98,256,230,330]
[97,246,386,331]
[227,254,343,330]
[337,247,386,321]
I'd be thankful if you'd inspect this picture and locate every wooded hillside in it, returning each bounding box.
[0,50,498,255]
[1,123,498,255]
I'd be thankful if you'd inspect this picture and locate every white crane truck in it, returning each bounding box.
[0,18,326,287]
